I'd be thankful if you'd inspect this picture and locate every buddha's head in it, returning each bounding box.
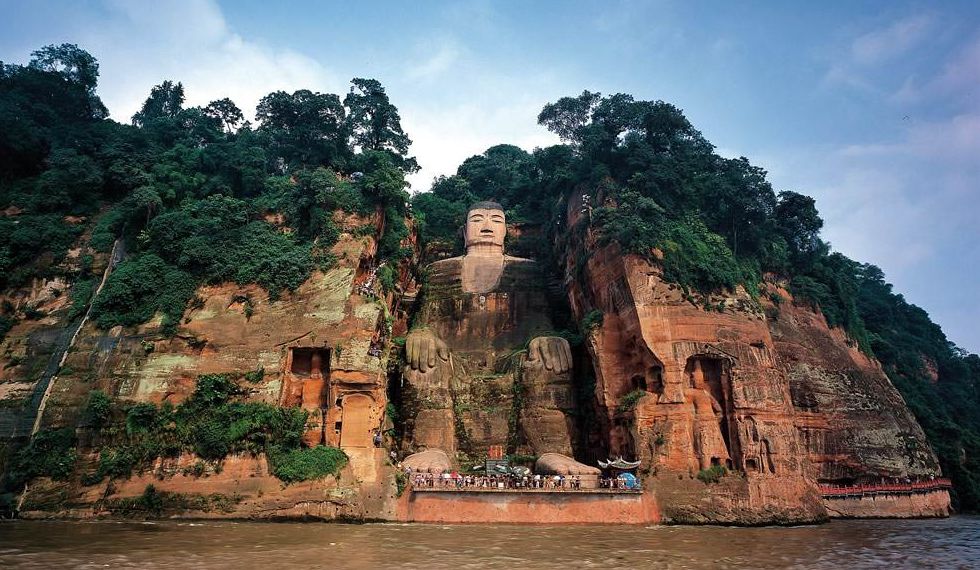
[464,201,506,255]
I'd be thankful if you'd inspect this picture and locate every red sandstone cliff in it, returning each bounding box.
[1,195,951,523]
[766,286,942,483]
[4,210,412,520]
[561,189,948,522]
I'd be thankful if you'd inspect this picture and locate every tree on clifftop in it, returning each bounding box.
[132,80,185,127]
[344,78,418,173]
[256,89,349,170]
[28,43,108,119]
[204,97,244,133]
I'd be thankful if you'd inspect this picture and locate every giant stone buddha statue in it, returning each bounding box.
[400,201,583,473]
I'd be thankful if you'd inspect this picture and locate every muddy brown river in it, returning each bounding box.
[1,517,977,569]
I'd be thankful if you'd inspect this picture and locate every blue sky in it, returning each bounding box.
[2,0,979,352]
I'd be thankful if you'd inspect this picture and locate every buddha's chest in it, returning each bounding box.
[426,288,553,351]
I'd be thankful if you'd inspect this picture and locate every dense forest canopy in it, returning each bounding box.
[1,45,978,510]
[0,44,415,336]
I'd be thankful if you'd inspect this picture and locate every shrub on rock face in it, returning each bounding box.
[90,254,196,334]
[192,420,232,460]
[616,389,647,414]
[697,465,727,484]
[82,390,113,428]
[7,428,78,487]
[125,402,158,435]
[0,314,17,343]
[98,446,140,479]
[269,445,348,483]
[70,374,316,483]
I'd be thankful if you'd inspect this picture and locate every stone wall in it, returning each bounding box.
[400,490,660,524]
[823,491,951,519]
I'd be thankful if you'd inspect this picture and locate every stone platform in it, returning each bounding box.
[399,487,658,524]
[411,487,641,494]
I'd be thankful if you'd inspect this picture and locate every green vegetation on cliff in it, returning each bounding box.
[0,44,415,334]
[4,374,346,489]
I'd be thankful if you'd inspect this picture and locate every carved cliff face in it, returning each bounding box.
[464,207,506,255]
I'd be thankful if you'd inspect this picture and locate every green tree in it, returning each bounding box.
[537,90,602,143]
[344,78,417,172]
[28,43,107,118]
[28,43,99,91]
[35,148,104,213]
[776,191,824,261]
[203,97,244,133]
[256,89,349,170]
[132,80,185,127]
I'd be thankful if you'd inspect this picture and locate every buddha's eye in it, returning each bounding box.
[491,216,504,223]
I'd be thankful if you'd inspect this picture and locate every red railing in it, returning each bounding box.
[819,478,951,498]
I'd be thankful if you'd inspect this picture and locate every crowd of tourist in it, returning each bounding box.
[598,476,639,490]
[411,472,584,490]
[408,471,640,491]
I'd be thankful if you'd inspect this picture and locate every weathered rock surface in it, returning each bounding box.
[822,490,950,519]
[560,189,946,522]
[402,449,451,473]
[767,289,942,483]
[7,211,410,520]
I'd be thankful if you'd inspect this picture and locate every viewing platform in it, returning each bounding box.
[401,480,657,524]
[411,485,641,494]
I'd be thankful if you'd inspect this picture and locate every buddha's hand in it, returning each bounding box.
[527,336,572,374]
[405,328,449,373]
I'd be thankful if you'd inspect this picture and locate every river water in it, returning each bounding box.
[1,517,977,569]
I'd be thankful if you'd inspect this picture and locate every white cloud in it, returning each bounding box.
[804,17,980,350]
[895,35,980,108]
[404,38,462,82]
[65,1,563,193]
[850,14,933,66]
[392,29,567,191]
[403,97,560,191]
[823,13,933,92]
[77,0,339,123]
[933,35,980,97]
[756,110,980,350]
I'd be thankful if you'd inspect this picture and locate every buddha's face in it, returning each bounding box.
[464,207,506,252]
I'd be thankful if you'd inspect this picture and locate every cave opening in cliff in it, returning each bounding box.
[280,347,331,409]
[647,365,664,394]
[631,374,646,391]
[289,347,329,377]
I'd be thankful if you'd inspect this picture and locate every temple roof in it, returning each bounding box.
[598,457,642,469]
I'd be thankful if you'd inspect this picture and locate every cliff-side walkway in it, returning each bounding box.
[819,479,951,498]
